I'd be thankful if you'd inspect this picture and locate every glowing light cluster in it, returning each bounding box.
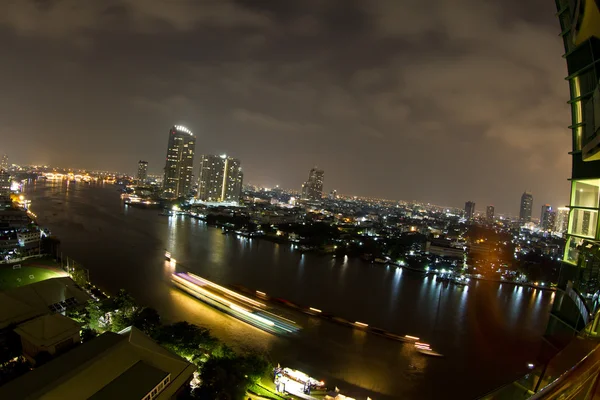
[174,125,193,135]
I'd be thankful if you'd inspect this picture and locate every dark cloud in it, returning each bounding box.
[0,0,570,215]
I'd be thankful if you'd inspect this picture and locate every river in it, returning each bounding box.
[25,180,553,399]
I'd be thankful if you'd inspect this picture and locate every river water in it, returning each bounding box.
[25,181,553,399]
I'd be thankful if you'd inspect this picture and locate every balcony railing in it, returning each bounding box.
[480,290,600,399]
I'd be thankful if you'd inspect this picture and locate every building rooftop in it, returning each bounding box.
[15,313,81,348]
[0,277,90,329]
[89,360,168,400]
[0,326,195,400]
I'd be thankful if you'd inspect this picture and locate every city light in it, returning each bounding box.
[174,125,193,135]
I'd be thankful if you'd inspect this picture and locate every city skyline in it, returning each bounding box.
[0,0,569,214]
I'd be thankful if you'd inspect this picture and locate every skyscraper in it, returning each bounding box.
[163,125,195,198]
[543,0,600,356]
[486,205,495,222]
[519,192,533,225]
[540,204,553,230]
[464,201,475,220]
[0,154,7,171]
[0,169,10,199]
[137,160,148,183]
[197,155,243,203]
[555,0,600,273]
[301,167,324,201]
[554,207,569,234]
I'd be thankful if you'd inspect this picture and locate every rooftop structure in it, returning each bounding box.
[0,277,90,330]
[0,326,195,400]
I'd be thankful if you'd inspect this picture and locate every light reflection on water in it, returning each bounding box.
[25,182,556,400]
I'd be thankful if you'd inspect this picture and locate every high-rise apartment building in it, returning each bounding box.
[163,125,195,198]
[137,160,148,183]
[541,204,553,230]
[554,207,569,234]
[0,170,10,199]
[301,167,324,201]
[519,192,533,225]
[464,201,476,220]
[1,154,7,171]
[196,155,243,203]
[486,205,495,222]
[555,0,600,275]
[543,0,600,356]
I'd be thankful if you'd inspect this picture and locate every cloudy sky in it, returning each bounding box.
[0,0,570,215]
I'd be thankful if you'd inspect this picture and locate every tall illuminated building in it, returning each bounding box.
[137,160,148,183]
[555,0,600,280]
[464,201,475,220]
[543,0,600,355]
[486,205,495,222]
[196,155,243,203]
[519,192,533,225]
[301,167,324,201]
[0,169,10,199]
[541,204,553,230]
[0,154,7,170]
[163,125,195,198]
[554,207,570,234]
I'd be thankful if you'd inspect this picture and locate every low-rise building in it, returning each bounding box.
[17,230,41,249]
[0,277,89,330]
[15,313,81,364]
[0,326,196,400]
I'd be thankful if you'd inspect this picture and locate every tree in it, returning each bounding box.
[85,300,108,332]
[132,307,161,335]
[195,352,271,399]
[154,322,218,363]
[113,289,137,318]
[195,356,248,400]
[240,353,271,385]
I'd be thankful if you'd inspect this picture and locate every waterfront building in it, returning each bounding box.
[486,205,495,222]
[519,192,533,225]
[541,204,553,230]
[464,201,475,220]
[542,0,600,377]
[0,277,91,330]
[137,160,148,183]
[163,125,195,198]
[0,326,195,399]
[196,154,243,203]
[301,167,324,201]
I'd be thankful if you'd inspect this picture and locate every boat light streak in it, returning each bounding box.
[189,273,266,308]
[230,304,275,326]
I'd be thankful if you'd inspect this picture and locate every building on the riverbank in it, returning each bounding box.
[0,277,90,330]
[15,313,81,364]
[137,160,148,183]
[0,326,195,400]
[163,125,196,198]
[196,154,243,203]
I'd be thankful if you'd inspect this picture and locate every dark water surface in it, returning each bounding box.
[26,181,553,399]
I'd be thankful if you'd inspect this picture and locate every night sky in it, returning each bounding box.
[0,0,570,215]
